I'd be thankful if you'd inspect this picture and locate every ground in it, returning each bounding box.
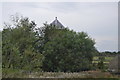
[2,68,119,78]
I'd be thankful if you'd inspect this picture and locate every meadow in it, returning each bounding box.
[2,68,119,78]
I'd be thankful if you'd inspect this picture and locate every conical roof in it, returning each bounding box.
[50,17,64,29]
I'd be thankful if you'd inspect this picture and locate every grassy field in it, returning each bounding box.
[92,56,114,64]
[2,68,120,78]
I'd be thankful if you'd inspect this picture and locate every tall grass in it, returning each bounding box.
[2,68,119,78]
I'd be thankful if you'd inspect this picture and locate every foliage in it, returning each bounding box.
[99,51,119,57]
[41,25,97,72]
[2,16,44,72]
[2,15,102,74]
[97,56,105,70]
[2,15,120,78]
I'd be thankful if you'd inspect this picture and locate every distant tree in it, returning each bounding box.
[97,56,105,70]
[118,51,120,54]
[41,25,97,72]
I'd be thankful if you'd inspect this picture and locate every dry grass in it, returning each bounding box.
[2,69,119,78]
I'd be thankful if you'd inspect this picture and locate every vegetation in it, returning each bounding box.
[2,15,97,72]
[42,26,97,72]
[0,31,2,79]
[2,69,119,78]
[2,16,44,72]
[2,15,120,78]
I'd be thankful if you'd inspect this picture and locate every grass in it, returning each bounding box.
[0,68,1,79]
[2,68,119,78]
[2,68,30,78]
[92,61,109,64]
[92,56,114,64]
[93,57,99,60]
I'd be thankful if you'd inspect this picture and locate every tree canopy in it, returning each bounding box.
[2,15,97,73]
[2,16,44,72]
[41,25,97,72]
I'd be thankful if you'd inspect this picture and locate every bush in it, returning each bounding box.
[42,26,97,72]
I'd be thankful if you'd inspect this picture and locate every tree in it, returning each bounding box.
[41,25,97,72]
[2,15,97,73]
[97,56,105,70]
[2,15,43,72]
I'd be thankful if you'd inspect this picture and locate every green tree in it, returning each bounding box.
[42,25,97,72]
[97,56,105,70]
[2,16,43,72]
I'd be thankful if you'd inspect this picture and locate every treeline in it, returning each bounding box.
[2,15,116,73]
[98,51,120,57]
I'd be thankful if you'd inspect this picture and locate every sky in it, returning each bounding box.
[1,2,118,52]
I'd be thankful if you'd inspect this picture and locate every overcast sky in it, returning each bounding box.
[1,2,118,52]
